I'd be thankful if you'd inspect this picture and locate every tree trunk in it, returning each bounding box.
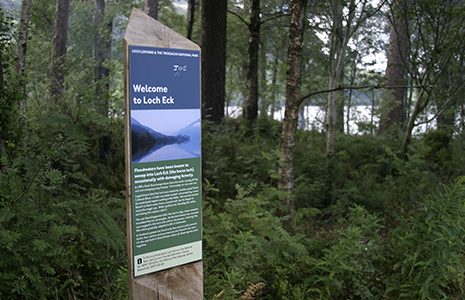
[461,104,465,135]
[0,8,4,96]
[379,0,408,134]
[269,55,279,119]
[346,62,356,134]
[335,60,345,133]
[16,0,33,78]
[277,0,308,229]
[371,89,375,134]
[94,0,111,116]
[402,88,427,159]
[0,57,3,98]
[144,0,159,20]
[200,0,227,124]
[244,0,261,128]
[186,0,195,40]
[325,0,353,206]
[333,0,346,134]
[346,89,352,135]
[258,41,267,117]
[326,0,344,157]
[50,0,70,105]
[0,8,4,155]
[326,67,338,157]
[324,72,339,206]
[298,105,305,129]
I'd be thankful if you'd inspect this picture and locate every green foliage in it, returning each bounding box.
[202,118,282,202]
[385,178,465,299]
[0,2,129,298]
[203,183,310,299]
[203,122,465,299]
[418,129,454,176]
[0,110,126,299]
[0,7,21,152]
[203,180,386,299]
[293,132,441,214]
[308,205,384,300]
[4,106,461,299]
[159,0,188,35]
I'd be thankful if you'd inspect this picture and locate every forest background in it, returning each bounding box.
[1,0,465,299]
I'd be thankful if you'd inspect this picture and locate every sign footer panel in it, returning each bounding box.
[134,241,202,277]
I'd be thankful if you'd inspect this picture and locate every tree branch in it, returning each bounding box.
[299,84,432,105]
[349,0,388,38]
[414,97,453,127]
[414,76,465,127]
[227,9,249,27]
[260,12,290,24]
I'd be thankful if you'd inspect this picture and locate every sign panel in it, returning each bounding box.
[128,45,202,277]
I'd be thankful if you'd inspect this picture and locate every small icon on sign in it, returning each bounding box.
[173,64,188,77]
[137,258,142,264]
[173,65,188,72]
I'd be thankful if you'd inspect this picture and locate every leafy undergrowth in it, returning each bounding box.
[0,111,127,299]
[2,115,465,299]
[202,119,465,299]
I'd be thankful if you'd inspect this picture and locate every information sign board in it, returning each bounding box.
[128,45,202,277]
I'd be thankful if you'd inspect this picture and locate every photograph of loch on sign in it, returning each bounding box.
[131,109,201,163]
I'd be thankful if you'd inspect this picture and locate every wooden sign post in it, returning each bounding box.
[124,9,203,299]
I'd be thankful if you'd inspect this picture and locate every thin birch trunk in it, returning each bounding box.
[402,88,427,158]
[16,0,33,77]
[277,0,308,229]
[346,62,356,134]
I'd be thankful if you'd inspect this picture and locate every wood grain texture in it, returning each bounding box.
[124,9,203,300]
[124,8,199,51]
[132,261,203,299]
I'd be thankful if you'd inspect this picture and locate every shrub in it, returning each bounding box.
[385,178,465,299]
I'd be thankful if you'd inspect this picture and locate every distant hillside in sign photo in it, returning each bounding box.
[176,118,201,156]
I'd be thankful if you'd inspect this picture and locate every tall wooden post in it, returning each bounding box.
[124,9,203,299]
